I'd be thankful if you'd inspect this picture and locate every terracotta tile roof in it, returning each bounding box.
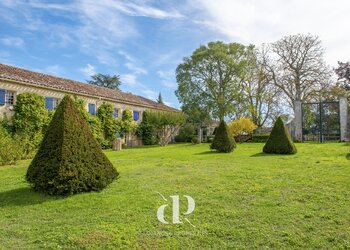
[0,63,178,112]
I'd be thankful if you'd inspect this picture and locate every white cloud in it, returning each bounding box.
[164,101,172,106]
[80,63,96,77]
[45,65,65,76]
[157,70,177,89]
[141,89,158,100]
[118,2,183,19]
[121,74,138,87]
[118,50,148,75]
[125,62,148,75]
[191,0,350,66]
[0,36,24,47]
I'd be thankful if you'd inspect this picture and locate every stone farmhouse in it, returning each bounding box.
[0,63,178,145]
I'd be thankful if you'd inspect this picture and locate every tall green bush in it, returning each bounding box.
[97,103,117,140]
[13,93,50,135]
[137,111,158,145]
[116,110,137,137]
[263,117,297,154]
[26,95,118,195]
[211,121,236,153]
[11,93,50,157]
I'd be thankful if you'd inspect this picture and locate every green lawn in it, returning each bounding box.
[0,143,349,249]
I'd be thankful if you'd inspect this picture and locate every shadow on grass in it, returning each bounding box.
[194,150,220,155]
[346,153,350,160]
[250,152,270,157]
[0,187,57,207]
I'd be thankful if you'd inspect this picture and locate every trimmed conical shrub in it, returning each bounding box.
[210,120,236,153]
[263,117,297,154]
[26,96,118,195]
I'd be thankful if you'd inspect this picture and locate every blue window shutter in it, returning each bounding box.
[133,111,139,121]
[88,103,96,115]
[0,89,5,105]
[45,97,53,111]
[113,107,117,118]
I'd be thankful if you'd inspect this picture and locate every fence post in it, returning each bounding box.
[339,96,349,142]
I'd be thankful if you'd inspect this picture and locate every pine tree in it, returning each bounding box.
[157,92,164,104]
[263,117,297,154]
[211,120,236,153]
[26,95,118,195]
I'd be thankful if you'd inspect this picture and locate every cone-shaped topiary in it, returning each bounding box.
[263,117,297,154]
[210,120,236,153]
[26,95,118,195]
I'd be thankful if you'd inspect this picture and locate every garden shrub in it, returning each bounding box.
[263,117,297,154]
[26,95,118,195]
[137,111,158,145]
[0,126,21,165]
[191,136,200,144]
[146,111,185,146]
[12,93,50,155]
[252,134,270,143]
[228,117,257,142]
[116,110,138,137]
[73,96,105,145]
[210,121,236,153]
[97,103,118,142]
[13,93,50,135]
[206,135,214,143]
[228,117,257,136]
[175,123,196,142]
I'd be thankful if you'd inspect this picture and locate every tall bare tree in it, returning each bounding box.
[262,34,332,108]
[335,61,350,90]
[241,47,281,128]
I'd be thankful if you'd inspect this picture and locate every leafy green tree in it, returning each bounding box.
[87,73,121,90]
[157,92,164,104]
[97,103,118,141]
[26,96,118,195]
[181,103,211,125]
[176,41,255,121]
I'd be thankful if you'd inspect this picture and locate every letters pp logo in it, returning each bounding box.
[157,193,195,227]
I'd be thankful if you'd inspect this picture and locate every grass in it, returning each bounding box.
[0,142,349,249]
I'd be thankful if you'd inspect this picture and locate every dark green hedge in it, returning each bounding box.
[210,121,236,153]
[252,134,270,142]
[263,117,297,154]
[174,123,196,142]
[26,95,118,195]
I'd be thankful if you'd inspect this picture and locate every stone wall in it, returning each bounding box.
[0,79,149,147]
[0,79,146,123]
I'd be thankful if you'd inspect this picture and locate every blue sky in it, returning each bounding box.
[0,0,349,108]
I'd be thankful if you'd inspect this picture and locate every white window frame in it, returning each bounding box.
[5,90,15,105]
[52,98,60,110]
